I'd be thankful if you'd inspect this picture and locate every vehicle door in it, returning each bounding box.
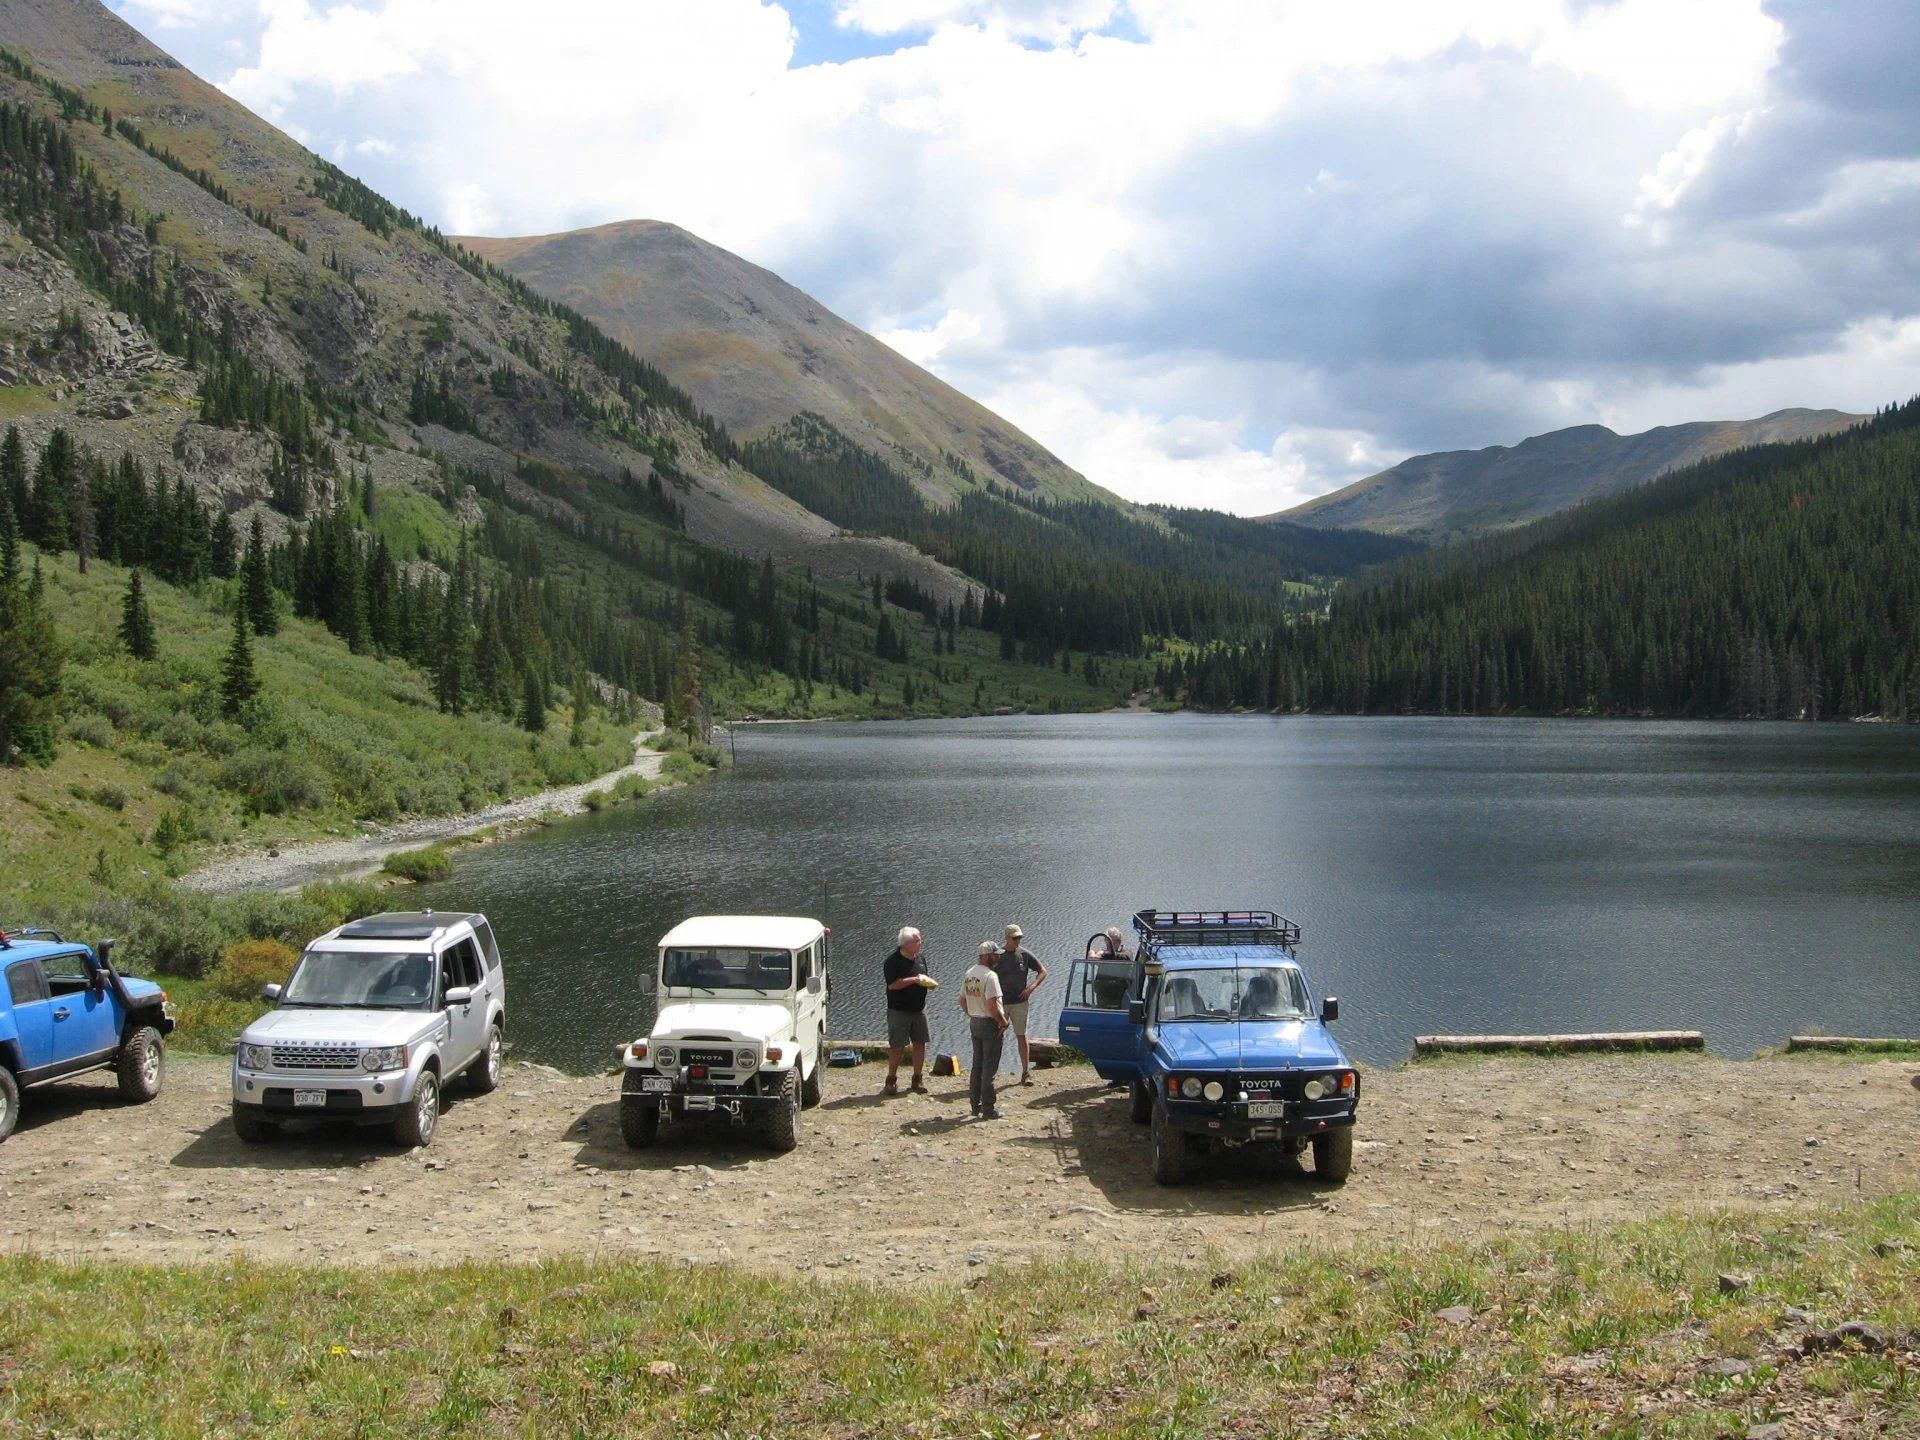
[437,938,486,1068]
[5,959,56,1073]
[472,918,505,1013]
[1058,953,1144,1082]
[793,941,825,1064]
[40,948,118,1059]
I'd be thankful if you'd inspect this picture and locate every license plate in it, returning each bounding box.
[293,1090,329,1108]
[641,1077,672,1093]
[1246,1100,1286,1119]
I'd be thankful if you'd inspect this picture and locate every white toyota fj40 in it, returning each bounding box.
[619,915,829,1152]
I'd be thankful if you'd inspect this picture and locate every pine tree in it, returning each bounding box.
[0,426,25,528]
[119,570,157,660]
[220,602,258,717]
[242,513,278,636]
[209,509,238,579]
[519,665,547,733]
[0,548,62,764]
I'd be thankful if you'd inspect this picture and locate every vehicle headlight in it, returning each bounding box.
[1180,1076,1202,1099]
[362,1045,408,1072]
[1303,1078,1324,1099]
[1202,1080,1224,1102]
[735,1047,758,1069]
[238,1043,269,1070]
[655,1045,677,1069]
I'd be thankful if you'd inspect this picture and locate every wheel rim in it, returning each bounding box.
[417,1078,438,1142]
[141,1044,161,1088]
[487,1030,501,1080]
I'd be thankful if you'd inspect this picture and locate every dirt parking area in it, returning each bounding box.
[4,1053,1916,1280]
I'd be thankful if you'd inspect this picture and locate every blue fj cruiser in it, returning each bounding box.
[1058,910,1358,1186]
[0,928,173,1142]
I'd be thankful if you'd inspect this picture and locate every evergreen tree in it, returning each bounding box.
[208,509,238,579]
[242,513,278,636]
[220,602,258,717]
[0,547,62,764]
[119,570,157,660]
[519,665,547,733]
[0,426,25,530]
[666,622,706,742]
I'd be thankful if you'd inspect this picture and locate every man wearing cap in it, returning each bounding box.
[993,923,1048,1086]
[882,925,936,1095]
[959,941,1010,1119]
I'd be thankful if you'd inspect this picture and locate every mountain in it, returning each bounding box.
[1165,399,1920,719]
[1272,409,1866,540]
[453,220,1106,508]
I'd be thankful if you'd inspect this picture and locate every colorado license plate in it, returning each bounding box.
[293,1090,328,1108]
[1245,1100,1285,1118]
[641,1077,672,1093]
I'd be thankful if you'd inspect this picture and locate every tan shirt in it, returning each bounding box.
[960,963,1004,1019]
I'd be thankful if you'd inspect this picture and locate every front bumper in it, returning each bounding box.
[1162,1097,1358,1142]
[622,1067,792,1119]
[232,1065,419,1119]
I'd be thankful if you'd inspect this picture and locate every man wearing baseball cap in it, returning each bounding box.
[993,923,1048,1087]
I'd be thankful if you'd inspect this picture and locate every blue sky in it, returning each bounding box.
[103,1,1920,513]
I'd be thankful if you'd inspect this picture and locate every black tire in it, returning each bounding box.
[800,1045,823,1109]
[1129,1077,1152,1125]
[394,1069,440,1148]
[467,1023,503,1094]
[0,1067,18,1143]
[1150,1099,1191,1186]
[116,1026,165,1102]
[619,1069,660,1148]
[757,1067,800,1153]
[231,1106,278,1145]
[1312,1126,1354,1184]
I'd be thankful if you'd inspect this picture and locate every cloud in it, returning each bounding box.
[104,0,1920,513]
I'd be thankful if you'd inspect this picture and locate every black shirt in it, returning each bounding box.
[883,947,928,1012]
[993,946,1041,1004]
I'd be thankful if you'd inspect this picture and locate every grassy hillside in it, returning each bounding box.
[0,1197,1913,1437]
[1164,398,1920,719]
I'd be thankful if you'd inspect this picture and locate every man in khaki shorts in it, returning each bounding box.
[993,923,1048,1086]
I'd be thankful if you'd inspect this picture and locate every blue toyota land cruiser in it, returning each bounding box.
[0,927,173,1142]
[1058,910,1358,1186]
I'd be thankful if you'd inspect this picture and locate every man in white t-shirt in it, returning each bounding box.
[959,941,1009,1120]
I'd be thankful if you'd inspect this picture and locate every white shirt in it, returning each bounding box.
[961,963,1004,1019]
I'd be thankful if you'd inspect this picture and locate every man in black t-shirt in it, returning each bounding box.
[882,925,934,1094]
[993,923,1048,1086]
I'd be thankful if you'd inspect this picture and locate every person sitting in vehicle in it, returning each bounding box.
[1162,976,1206,1019]
[1238,970,1282,1019]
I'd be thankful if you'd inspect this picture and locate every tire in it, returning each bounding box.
[467,1024,503,1094]
[1129,1077,1152,1125]
[0,1068,18,1143]
[800,1043,823,1109]
[619,1070,660,1148]
[393,1069,440,1148]
[1312,1126,1354,1184]
[116,1026,165,1102]
[757,1067,800,1153]
[231,1106,278,1145]
[1150,1099,1191,1186]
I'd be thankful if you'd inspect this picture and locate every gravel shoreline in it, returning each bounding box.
[178,729,670,896]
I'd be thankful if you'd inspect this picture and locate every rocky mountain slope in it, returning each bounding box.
[454,220,1105,508]
[1273,409,1865,540]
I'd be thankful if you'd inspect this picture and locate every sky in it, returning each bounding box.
[104,0,1920,515]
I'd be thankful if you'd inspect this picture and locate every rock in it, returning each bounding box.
[1718,1272,1752,1294]
[1433,1306,1473,1327]
[1801,1320,1889,1355]
[1870,1240,1908,1258]
[1780,1305,1814,1327]
[1132,1304,1159,1320]
[1746,1425,1786,1440]
[647,1360,680,1383]
[1709,1357,1751,1376]
[1210,1270,1236,1291]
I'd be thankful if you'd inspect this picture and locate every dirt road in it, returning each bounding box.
[6,1053,1915,1279]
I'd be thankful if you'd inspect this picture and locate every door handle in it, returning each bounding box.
[53,1007,70,1020]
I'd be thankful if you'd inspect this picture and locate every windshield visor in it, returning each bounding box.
[662,947,793,992]
[283,950,433,1009]
[1157,966,1310,1023]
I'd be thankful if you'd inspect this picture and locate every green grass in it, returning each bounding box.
[0,1199,1914,1437]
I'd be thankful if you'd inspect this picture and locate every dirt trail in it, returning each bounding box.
[178,730,668,896]
[6,1053,1915,1279]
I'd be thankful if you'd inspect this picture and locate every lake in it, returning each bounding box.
[414,714,1920,1073]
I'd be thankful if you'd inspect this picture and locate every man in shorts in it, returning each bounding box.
[882,925,934,1094]
[994,923,1048,1086]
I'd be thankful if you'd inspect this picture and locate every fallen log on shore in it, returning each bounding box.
[1413,1030,1705,1057]
[1786,1035,1920,1052]
[830,1037,1070,1066]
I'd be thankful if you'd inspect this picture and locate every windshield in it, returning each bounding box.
[662,947,793,992]
[1156,966,1310,1023]
[282,950,433,1009]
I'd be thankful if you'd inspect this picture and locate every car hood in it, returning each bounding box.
[1154,1020,1347,1072]
[240,1007,442,1047]
[121,976,164,1002]
[653,1002,792,1043]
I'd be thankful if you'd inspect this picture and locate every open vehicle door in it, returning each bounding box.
[1058,939,1143,1082]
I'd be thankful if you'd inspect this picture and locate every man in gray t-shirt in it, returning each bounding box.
[993,923,1049,1085]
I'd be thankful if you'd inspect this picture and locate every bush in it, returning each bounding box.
[581,788,611,812]
[660,749,709,783]
[218,748,332,815]
[170,994,266,1055]
[381,846,453,883]
[125,887,228,977]
[89,784,128,811]
[65,713,115,749]
[209,938,297,999]
[299,878,390,929]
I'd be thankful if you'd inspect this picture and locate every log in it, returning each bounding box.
[1412,1030,1705,1057]
[829,1037,1070,1067]
[1786,1035,1920,1052]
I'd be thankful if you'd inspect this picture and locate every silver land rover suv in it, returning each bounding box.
[230,910,506,1148]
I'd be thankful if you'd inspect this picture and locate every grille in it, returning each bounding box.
[680,1047,735,1069]
[270,1044,360,1072]
[1234,1073,1306,1100]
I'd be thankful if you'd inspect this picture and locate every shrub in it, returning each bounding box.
[299,878,390,929]
[126,888,228,977]
[661,749,708,783]
[581,788,611,812]
[209,938,297,999]
[89,784,128,811]
[65,713,115,749]
[218,748,332,815]
[381,846,453,883]
[170,994,266,1055]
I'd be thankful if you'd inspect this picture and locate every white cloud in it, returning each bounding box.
[834,0,1118,40]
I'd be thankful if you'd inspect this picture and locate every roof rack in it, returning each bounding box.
[1131,910,1301,956]
[0,927,65,950]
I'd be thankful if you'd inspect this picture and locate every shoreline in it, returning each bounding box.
[177,729,672,897]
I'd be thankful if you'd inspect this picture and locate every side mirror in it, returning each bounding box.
[1321,996,1339,1023]
[1127,999,1147,1025]
[262,983,282,1002]
[805,974,823,995]
[445,986,473,1007]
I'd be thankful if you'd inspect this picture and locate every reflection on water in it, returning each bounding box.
[415,715,1920,1073]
